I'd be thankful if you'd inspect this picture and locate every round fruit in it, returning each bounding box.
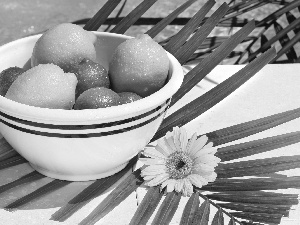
[118,92,142,105]
[74,87,120,110]
[109,34,169,98]
[69,58,110,98]
[0,67,25,96]
[31,23,97,71]
[5,64,77,109]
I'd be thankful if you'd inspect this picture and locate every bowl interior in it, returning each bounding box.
[0,32,183,124]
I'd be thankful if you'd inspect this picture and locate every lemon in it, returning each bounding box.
[109,34,169,97]
[5,64,77,109]
[31,23,97,72]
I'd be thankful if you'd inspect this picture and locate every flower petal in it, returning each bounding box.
[187,174,208,188]
[141,169,167,177]
[194,169,213,177]
[194,154,221,167]
[163,136,177,153]
[162,179,176,193]
[175,179,184,193]
[185,133,197,154]
[189,135,208,157]
[205,142,214,148]
[194,147,218,158]
[173,127,182,152]
[180,128,188,152]
[143,175,157,181]
[192,163,215,173]
[143,148,167,159]
[203,171,217,182]
[142,164,166,174]
[165,136,178,152]
[182,178,194,196]
[145,173,169,186]
[157,139,172,156]
[139,157,165,166]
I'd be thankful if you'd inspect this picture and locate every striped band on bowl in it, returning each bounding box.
[0,99,170,138]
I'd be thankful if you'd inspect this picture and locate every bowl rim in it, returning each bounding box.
[0,32,183,123]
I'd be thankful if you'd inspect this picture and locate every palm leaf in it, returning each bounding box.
[163,0,216,55]
[179,192,200,225]
[270,31,300,63]
[193,198,210,225]
[174,2,230,65]
[216,131,300,161]
[151,191,182,225]
[170,20,256,106]
[129,186,163,225]
[218,202,292,216]
[211,208,224,225]
[110,0,158,34]
[152,46,275,141]
[201,176,300,191]
[1,1,300,224]
[216,156,300,178]
[146,0,198,38]
[206,106,300,146]
[206,192,298,205]
[78,168,144,225]
[274,20,298,61]
[83,0,122,31]
[231,212,282,224]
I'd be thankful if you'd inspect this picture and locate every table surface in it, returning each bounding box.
[0,64,300,224]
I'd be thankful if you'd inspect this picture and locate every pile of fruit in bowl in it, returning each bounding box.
[0,23,183,181]
[1,23,170,110]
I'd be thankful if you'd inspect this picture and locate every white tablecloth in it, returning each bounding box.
[1,64,300,224]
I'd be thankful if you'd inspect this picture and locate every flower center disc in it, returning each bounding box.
[166,151,193,179]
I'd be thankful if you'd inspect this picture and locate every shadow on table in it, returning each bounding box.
[0,146,135,212]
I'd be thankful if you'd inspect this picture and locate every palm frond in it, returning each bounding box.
[146,0,198,38]
[179,192,200,225]
[1,0,300,224]
[153,46,275,141]
[164,0,216,56]
[83,0,122,31]
[129,186,163,225]
[151,191,182,225]
[78,168,143,225]
[110,0,158,34]
[216,131,300,161]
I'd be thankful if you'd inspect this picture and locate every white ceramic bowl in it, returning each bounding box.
[0,32,183,181]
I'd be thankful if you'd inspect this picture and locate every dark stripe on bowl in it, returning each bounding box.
[0,99,170,130]
[0,107,168,138]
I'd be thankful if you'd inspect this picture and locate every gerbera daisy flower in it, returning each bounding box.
[140,126,220,197]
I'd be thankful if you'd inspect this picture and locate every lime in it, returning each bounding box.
[69,58,110,98]
[0,67,25,96]
[74,87,120,110]
[118,92,142,105]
